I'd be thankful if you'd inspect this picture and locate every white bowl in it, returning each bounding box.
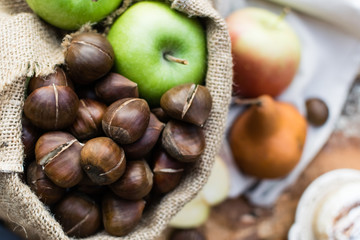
[289,169,360,240]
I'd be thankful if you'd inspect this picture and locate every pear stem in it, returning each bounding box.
[272,7,291,28]
[164,53,188,65]
[234,98,262,107]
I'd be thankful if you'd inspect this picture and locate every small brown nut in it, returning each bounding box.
[65,32,115,84]
[122,113,165,160]
[95,73,139,104]
[160,83,212,126]
[54,192,101,238]
[76,84,101,101]
[110,160,153,200]
[35,131,83,188]
[26,161,65,205]
[305,98,329,127]
[102,98,150,144]
[22,116,41,160]
[69,99,107,141]
[27,66,74,94]
[153,148,185,194]
[24,85,79,130]
[102,192,145,237]
[151,107,170,123]
[80,137,126,185]
[162,120,206,163]
[170,229,206,240]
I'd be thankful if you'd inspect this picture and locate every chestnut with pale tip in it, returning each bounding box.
[69,98,107,141]
[54,192,101,238]
[102,98,150,144]
[153,148,185,194]
[102,192,146,237]
[65,32,115,85]
[122,113,165,160]
[24,84,79,130]
[160,83,212,127]
[35,131,83,188]
[27,161,65,205]
[27,66,74,94]
[110,160,153,200]
[162,120,206,163]
[95,72,139,104]
[80,137,126,185]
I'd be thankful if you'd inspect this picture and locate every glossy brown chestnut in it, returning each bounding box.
[110,160,153,200]
[151,107,170,123]
[76,84,101,101]
[27,66,74,94]
[24,85,79,130]
[153,148,185,194]
[22,116,41,159]
[69,99,107,141]
[35,131,83,188]
[80,137,126,185]
[54,192,101,238]
[160,83,212,126]
[26,161,65,205]
[102,98,150,144]
[65,32,115,84]
[306,98,329,127]
[161,120,206,162]
[122,113,165,160]
[95,73,139,104]
[102,192,145,237]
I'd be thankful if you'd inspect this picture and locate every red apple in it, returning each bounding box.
[226,7,301,98]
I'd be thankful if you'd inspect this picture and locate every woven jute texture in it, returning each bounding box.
[0,0,232,239]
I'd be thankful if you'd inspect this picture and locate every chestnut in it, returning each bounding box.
[22,116,41,159]
[162,120,206,163]
[102,98,150,144]
[26,161,65,205]
[35,131,83,188]
[80,137,126,185]
[27,66,74,94]
[102,192,145,237]
[153,148,185,194]
[151,107,170,123]
[110,160,153,200]
[122,113,165,160]
[24,84,79,130]
[69,99,107,141]
[160,83,212,127]
[95,73,139,104]
[306,98,329,126]
[65,32,115,84]
[54,192,101,238]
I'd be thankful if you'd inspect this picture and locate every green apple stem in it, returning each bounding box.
[272,7,291,27]
[234,98,262,107]
[164,53,189,65]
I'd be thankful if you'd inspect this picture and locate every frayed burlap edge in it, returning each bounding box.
[0,0,233,239]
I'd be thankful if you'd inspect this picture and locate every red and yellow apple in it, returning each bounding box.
[226,7,301,98]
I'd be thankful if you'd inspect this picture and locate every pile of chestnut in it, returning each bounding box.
[21,32,212,237]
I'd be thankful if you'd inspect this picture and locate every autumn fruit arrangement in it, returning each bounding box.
[17,0,223,238]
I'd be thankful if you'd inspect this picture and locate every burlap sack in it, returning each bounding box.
[0,0,232,239]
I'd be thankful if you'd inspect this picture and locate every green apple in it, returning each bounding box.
[226,7,301,98]
[25,0,123,30]
[107,1,207,106]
